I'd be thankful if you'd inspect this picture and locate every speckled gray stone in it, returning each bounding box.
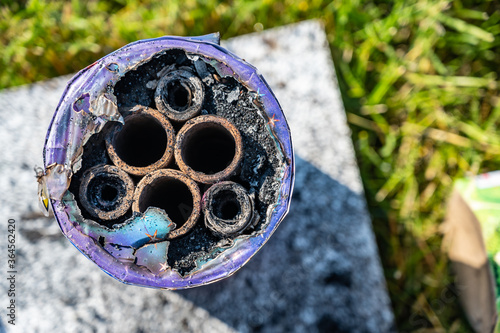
[0,20,394,332]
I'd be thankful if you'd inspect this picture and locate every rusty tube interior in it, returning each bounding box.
[183,124,235,174]
[138,178,192,223]
[175,115,243,184]
[113,115,167,167]
[106,107,175,176]
[132,169,201,239]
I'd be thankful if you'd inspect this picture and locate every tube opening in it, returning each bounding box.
[113,115,167,167]
[155,70,204,122]
[213,190,240,220]
[202,181,254,236]
[167,80,192,111]
[86,175,124,212]
[182,124,236,175]
[101,184,118,203]
[79,165,135,221]
[139,178,193,227]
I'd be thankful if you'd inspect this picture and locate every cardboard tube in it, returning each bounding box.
[155,69,204,122]
[174,115,243,184]
[79,164,134,220]
[106,106,175,176]
[202,181,254,236]
[132,169,201,239]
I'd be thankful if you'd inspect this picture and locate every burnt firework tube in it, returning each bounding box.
[132,169,201,239]
[203,181,255,237]
[155,69,204,122]
[40,33,294,289]
[106,106,175,176]
[175,115,243,184]
[79,165,134,221]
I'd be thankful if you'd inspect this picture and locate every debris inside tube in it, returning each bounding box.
[155,69,204,122]
[202,181,256,237]
[79,164,134,220]
[42,34,294,288]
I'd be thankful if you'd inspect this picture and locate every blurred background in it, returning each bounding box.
[2,0,500,331]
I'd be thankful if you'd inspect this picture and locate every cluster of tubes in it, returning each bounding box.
[79,69,255,239]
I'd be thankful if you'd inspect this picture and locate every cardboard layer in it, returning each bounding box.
[452,260,496,333]
[445,186,498,332]
[444,190,488,268]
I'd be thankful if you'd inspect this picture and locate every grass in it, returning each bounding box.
[2,0,500,331]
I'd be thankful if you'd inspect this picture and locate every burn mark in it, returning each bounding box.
[73,93,90,113]
[105,62,119,73]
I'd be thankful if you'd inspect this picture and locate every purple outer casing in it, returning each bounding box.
[43,34,294,289]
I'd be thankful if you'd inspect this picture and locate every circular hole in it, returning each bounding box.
[139,178,193,227]
[213,190,240,220]
[101,184,118,203]
[167,80,191,111]
[86,175,123,212]
[182,124,236,175]
[113,115,167,167]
